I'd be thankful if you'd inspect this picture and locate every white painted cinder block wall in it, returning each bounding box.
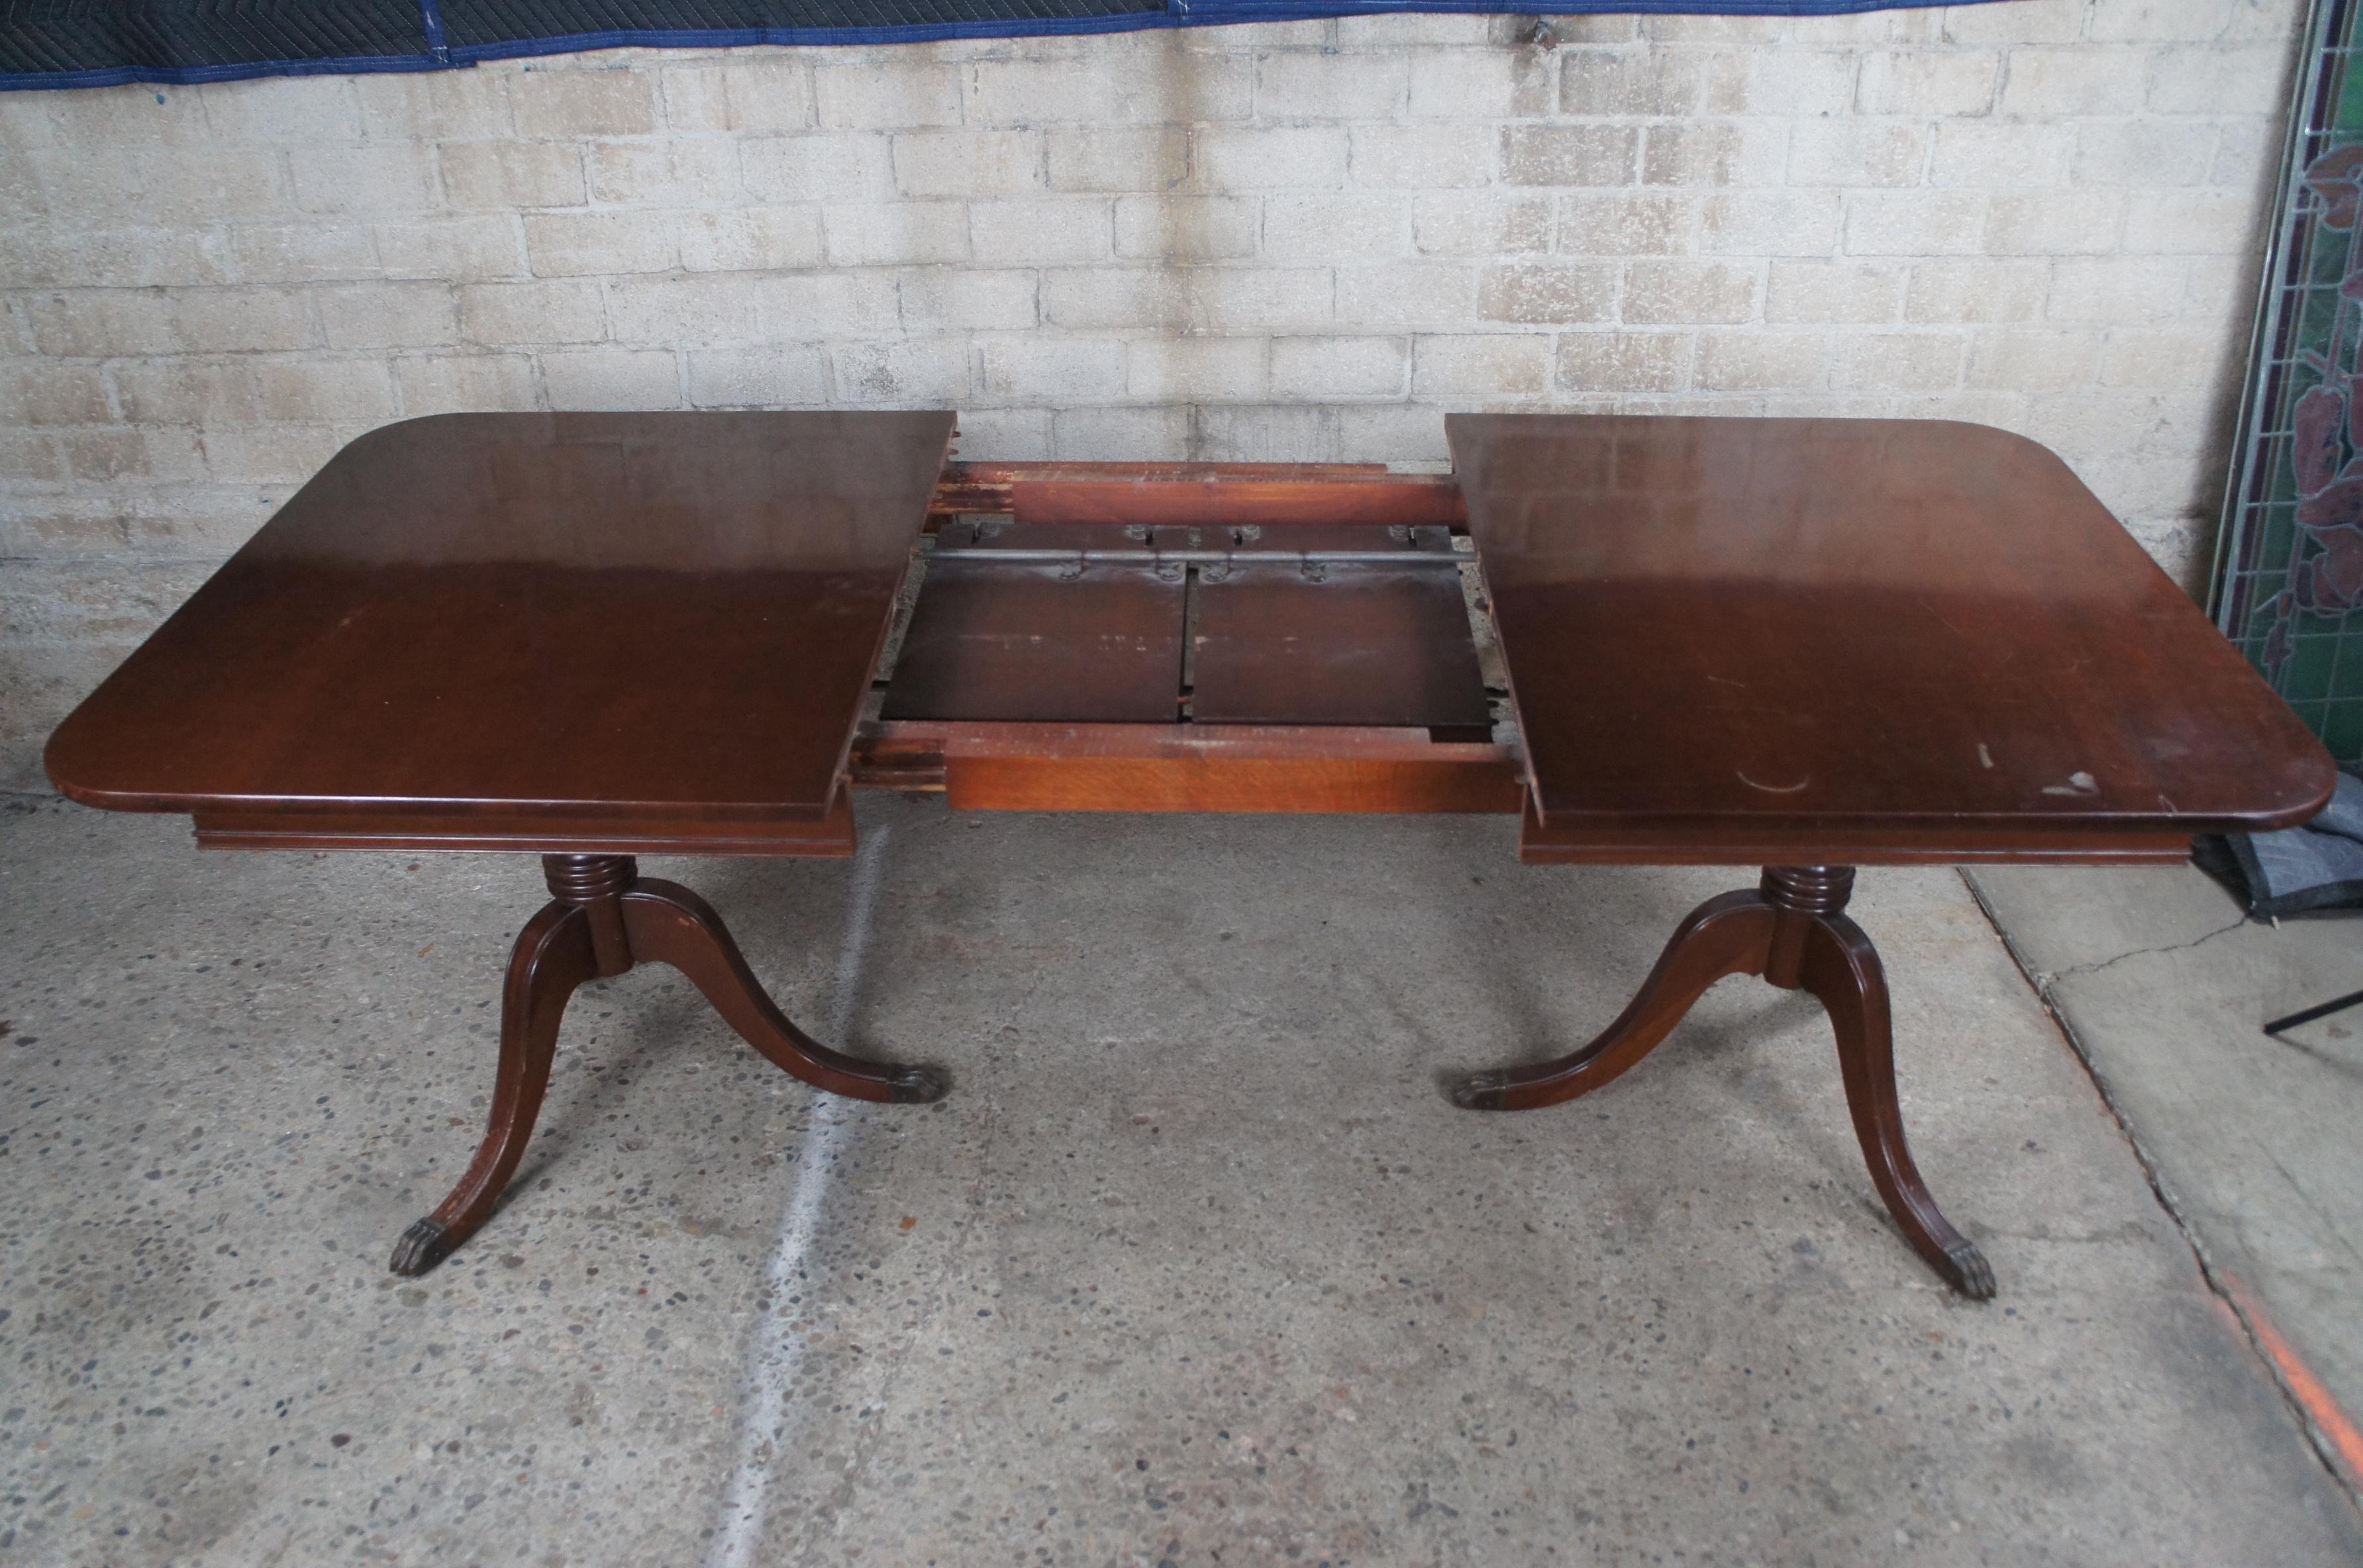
[0,0,2301,786]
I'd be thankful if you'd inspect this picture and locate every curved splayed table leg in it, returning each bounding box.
[1450,864,1993,1299]
[391,854,946,1277]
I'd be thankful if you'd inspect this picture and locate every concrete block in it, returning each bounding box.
[1265,193,1409,260]
[1557,329,1692,393]
[395,352,539,413]
[1336,262,1477,326]
[1501,125,1639,187]
[813,61,960,130]
[1788,121,1928,187]
[1622,260,1758,324]
[1701,50,1856,115]
[824,202,970,266]
[62,426,207,483]
[1048,128,1190,193]
[1415,194,1554,257]
[1335,400,1454,461]
[1405,49,1553,119]
[587,140,744,207]
[198,421,352,483]
[0,225,226,291]
[1904,258,2051,322]
[2149,44,2289,113]
[1115,196,1259,262]
[248,359,399,422]
[459,281,609,346]
[2123,189,2264,254]
[354,71,514,140]
[540,347,682,410]
[1929,121,2074,187]
[0,363,109,425]
[1855,50,1999,115]
[1943,0,2085,42]
[1999,48,2151,117]
[1560,48,1707,115]
[2074,121,2219,187]
[289,144,440,215]
[1124,336,1267,401]
[375,217,529,281]
[1191,404,1340,462]
[1695,330,1827,391]
[1830,330,1964,391]
[1843,191,1987,255]
[970,55,1250,125]
[684,344,830,407]
[2089,0,2247,42]
[1700,191,1842,256]
[1642,122,1788,187]
[510,70,660,138]
[1197,126,1351,189]
[168,287,319,353]
[109,360,256,424]
[1256,50,1409,120]
[954,199,1103,266]
[2048,255,2191,320]
[833,338,973,403]
[893,131,1044,198]
[24,293,179,361]
[199,76,364,144]
[662,60,815,134]
[673,209,826,272]
[1044,267,1332,330]
[948,405,1053,459]
[317,283,460,350]
[1412,333,1550,396]
[1051,403,1195,460]
[2099,326,2225,385]
[525,212,678,277]
[226,226,379,285]
[897,268,1039,332]
[440,142,588,210]
[1985,191,2128,256]
[1475,263,1613,324]
[0,430,62,485]
[1270,335,1409,397]
[1964,327,2103,390]
[1766,259,1905,322]
[742,134,896,203]
[978,337,1127,401]
[1349,124,1494,189]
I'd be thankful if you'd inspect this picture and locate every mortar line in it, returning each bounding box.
[1959,869,2363,1520]
[705,821,893,1568]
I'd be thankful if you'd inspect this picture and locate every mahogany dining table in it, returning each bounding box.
[44,410,2331,1299]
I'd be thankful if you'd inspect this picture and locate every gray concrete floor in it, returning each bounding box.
[1968,861,2363,1507]
[3,793,2359,1566]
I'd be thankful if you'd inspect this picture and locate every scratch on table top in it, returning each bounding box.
[2041,770,2099,796]
[1737,769,1809,794]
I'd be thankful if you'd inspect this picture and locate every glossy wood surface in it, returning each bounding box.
[48,411,954,824]
[1450,415,2335,847]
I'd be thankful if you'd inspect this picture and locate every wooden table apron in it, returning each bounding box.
[43,411,2333,1301]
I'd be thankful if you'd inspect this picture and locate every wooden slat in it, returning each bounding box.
[853,721,1523,815]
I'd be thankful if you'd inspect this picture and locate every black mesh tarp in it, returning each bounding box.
[1,0,1980,89]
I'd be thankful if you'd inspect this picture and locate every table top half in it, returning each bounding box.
[1448,413,2332,842]
[45,411,956,824]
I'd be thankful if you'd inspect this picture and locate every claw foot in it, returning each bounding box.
[887,1064,952,1104]
[389,1218,455,1277]
[1940,1238,1996,1301]
[1448,1070,1510,1111]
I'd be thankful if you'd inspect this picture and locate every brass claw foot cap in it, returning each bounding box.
[887,1065,951,1104]
[1448,1070,1510,1111]
[1942,1239,1997,1301]
[390,1218,455,1277]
